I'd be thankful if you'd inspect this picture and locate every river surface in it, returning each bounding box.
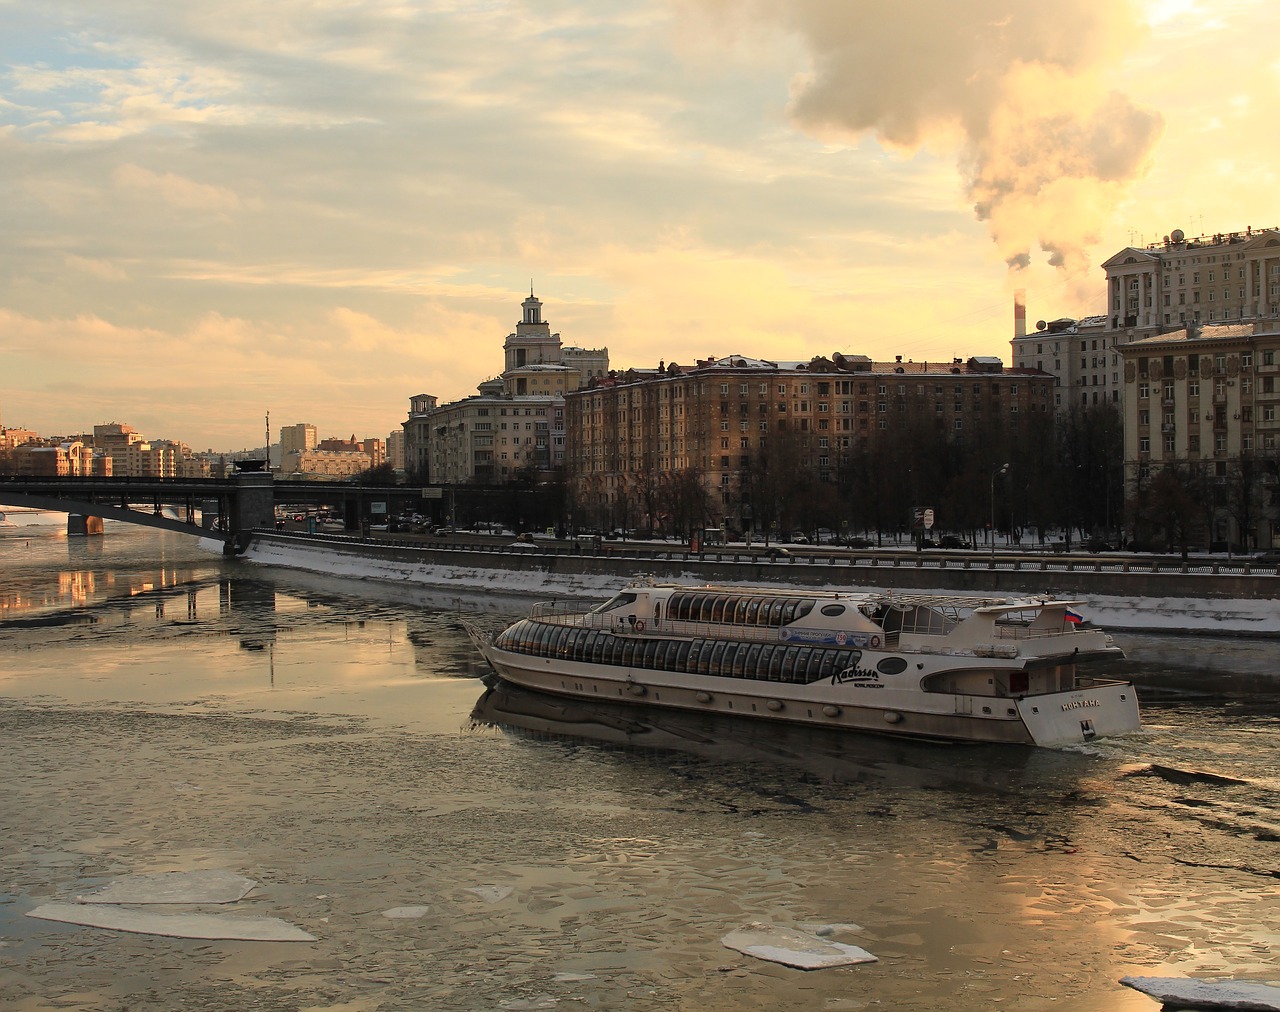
[1,525,1278,1011]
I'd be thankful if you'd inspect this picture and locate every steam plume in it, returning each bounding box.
[708,0,1163,271]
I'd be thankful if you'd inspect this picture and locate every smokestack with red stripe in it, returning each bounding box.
[1014,290,1027,339]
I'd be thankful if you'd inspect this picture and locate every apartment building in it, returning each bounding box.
[279,423,318,474]
[1011,301,1115,412]
[565,353,1052,531]
[1119,320,1280,548]
[1103,226,1280,340]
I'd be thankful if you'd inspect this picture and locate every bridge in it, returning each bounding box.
[0,472,433,553]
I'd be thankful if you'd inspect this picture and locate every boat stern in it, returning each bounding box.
[1015,681,1141,747]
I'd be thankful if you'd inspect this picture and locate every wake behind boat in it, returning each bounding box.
[467,581,1140,747]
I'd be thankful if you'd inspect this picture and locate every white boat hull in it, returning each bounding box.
[475,639,1138,747]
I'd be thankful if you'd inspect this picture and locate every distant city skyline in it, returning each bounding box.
[3,0,1277,450]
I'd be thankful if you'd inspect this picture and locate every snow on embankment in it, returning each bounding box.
[238,537,1280,637]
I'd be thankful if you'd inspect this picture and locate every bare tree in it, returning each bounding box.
[1129,464,1206,558]
[659,468,713,539]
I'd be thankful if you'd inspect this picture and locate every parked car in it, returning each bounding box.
[842,536,875,549]
[938,535,973,550]
[1084,537,1116,552]
[1252,550,1280,566]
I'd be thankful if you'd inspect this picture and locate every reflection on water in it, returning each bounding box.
[471,679,1080,795]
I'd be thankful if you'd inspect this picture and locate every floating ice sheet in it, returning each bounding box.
[27,902,316,941]
[465,886,513,904]
[77,870,257,905]
[381,905,431,919]
[1120,975,1280,1010]
[721,921,877,970]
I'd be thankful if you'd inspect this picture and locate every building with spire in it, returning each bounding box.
[403,291,608,484]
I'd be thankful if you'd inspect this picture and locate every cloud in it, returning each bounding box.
[64,254,128,280]
[703,0,1164,272]
[112,164,243,212]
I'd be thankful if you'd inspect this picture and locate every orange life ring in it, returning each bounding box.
[635,620,645,632]
[870,634,881,648]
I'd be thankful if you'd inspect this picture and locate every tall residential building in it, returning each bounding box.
[404,292,607,484]
[92,422,146,457]
[565,353,1052,532]
[1010,289,1115,412]
[403,394,439,478]
[1118,320,1280,549]
[279,423,318,475]
[1102,225,1280,341]
[386,429,405,471]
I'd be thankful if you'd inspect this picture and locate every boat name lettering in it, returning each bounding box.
[832,666,880,685]
[780,629,870,646]
[1060,698,1101,711]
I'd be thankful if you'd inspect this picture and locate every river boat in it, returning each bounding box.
[466,581,1140,747]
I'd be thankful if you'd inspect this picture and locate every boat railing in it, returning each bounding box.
[527,602,872,644]
[992,622,1091,641]
[1073,675,1133,690]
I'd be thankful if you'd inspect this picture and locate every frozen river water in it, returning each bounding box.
[1,526,1278,1011]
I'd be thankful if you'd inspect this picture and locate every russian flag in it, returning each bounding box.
[1064,608,1084,624]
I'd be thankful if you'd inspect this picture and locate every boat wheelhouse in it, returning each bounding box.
[468,582,1140,747]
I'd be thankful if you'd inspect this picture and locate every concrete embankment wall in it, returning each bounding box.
[244,533,1277,602]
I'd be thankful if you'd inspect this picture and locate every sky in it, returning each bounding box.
[2,0,1278,452]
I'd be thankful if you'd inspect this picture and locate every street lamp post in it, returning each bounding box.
[990,463,1009,563]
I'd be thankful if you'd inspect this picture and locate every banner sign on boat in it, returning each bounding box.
[780,628,872,647]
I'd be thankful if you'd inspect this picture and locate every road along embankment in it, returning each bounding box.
[237,532,1279,637]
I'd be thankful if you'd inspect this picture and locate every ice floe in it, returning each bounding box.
[1120,976,1280,1010]
[77,869,257,905]
[381,905,431,918]
[466,885,513,903]
[27,902,316,941]
[721,921,877,970]
[26,869,313,941]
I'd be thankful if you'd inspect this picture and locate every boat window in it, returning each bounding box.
[780,600,798,624]
[594,592,638,613]
[699,595,715,623]
[640,640,659,668]
[653,603,661,625]
[671,640,691,671]
[790,647,815,683]
[795,601,815,620]
[607,635,624,666]
[708,597,726,623]
[727,643,748,677]
[745,599,760,624]
[691,640,710,674]
[817,649,840,680]
[708,641,728,672]
[620,639,636,667]
[820,604,845,618]
[744,643,764,679]
[877,657,908,675]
